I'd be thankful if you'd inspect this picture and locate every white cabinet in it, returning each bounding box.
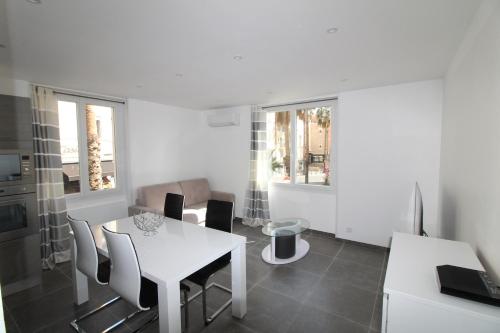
[382,232,500,333]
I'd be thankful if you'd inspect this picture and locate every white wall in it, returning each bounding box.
[203,106,250,218]
[127,99,206,203]
[269,185,336,233]
[336,80,443,247]
[203,106,337,233]
[439,0,500,281]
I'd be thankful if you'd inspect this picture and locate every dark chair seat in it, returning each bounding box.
[187,254,230,286]
[97,260,111,284]
[139,277,190,309]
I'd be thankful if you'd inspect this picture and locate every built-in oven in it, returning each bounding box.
[0,182,40,296]
[0,184,38,243]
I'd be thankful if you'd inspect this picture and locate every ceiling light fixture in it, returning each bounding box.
[26,0,42,4]
[233,55,243,61]
[326,27,338,34]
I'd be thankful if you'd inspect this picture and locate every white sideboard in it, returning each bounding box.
[382,232,500,333]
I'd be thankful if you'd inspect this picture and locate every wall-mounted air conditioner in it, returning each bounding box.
[207,111,240,127]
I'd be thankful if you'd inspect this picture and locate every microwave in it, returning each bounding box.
[0,149,35,186]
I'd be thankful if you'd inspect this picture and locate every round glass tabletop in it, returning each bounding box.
[261,218,310,237]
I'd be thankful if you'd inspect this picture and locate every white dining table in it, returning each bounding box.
[70,215,247,333]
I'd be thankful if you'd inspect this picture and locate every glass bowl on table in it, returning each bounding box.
[133,212,164,236]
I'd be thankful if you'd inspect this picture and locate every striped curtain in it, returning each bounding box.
[32,86,70,269]
[243,105,271,227]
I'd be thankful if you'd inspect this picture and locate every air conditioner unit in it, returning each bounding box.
[207,111,240,127]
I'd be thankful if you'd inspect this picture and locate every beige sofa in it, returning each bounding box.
[128,178,235,224]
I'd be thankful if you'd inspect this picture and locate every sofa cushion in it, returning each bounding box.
[179,178,211,206]
[183,202,207,224]
[137,182,183,212]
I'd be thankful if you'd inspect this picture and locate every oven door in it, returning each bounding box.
[0,192,38,242]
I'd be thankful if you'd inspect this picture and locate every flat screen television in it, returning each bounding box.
[408,182,427,236]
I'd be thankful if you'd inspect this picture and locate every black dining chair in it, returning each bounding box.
[185,199,234,325]
[164,193,185,221]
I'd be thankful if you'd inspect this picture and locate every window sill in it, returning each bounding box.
[269,181,335,193]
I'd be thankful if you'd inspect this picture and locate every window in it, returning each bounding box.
[57,96,123,196]
[266,101,335,187]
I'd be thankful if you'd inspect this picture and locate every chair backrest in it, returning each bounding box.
[102,227,144,309]
[68,216,101,284]
[164,192,185,221]
[205,200,234,233]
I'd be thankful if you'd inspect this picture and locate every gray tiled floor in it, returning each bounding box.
[2,221,388,333]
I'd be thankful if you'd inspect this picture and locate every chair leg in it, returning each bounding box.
[183,289,189,332]
[202,284,208,325]
[70,296,121,332]
[187,281,232,326]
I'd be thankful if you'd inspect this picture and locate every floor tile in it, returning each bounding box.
[325,258,382,292]
[287,304,369,333]
[305,236,344,257]
[287,251,334,275]
[258,266,320,302]
[35,304,131,333]
[305,277,377,326]
[370,294,383,332]
[237,286,302,333]
[3,307,20,333]
[9,286,103,333]
[239,225,267,241]
[3,268,72,310]
[201,307,254,333]
[221,254,275,288]
[337,243,386,269]
[246,239,269,258]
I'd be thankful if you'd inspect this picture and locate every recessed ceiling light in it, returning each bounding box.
[326,27,338,34]
[26,0,42,4]
[233,55,243,61]
[175,73,183,77]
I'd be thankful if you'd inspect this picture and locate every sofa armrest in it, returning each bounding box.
[128,205,162,217]
[211,190,235,203]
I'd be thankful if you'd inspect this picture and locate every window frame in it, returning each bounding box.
[56,95,127,200]
[265,99,337,192]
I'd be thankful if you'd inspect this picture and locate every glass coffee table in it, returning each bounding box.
[261,218,310,264]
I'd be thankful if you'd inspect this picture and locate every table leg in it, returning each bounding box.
[231,241,247,318]
[158,280,181,333]
[70,234,89,305]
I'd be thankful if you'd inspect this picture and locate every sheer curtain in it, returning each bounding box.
[32,86,70,269]
[243,105,271,227]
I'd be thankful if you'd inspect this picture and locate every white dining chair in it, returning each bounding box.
[68,216,121,332]
[102,226,190,332]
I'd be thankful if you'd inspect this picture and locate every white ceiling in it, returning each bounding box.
[1,0,480,109]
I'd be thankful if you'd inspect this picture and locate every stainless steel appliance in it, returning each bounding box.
[0,183,40,295]
[0,95,41,296]
[0,149,35,186]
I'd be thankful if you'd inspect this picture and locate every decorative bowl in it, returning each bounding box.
[133,212,164,236]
